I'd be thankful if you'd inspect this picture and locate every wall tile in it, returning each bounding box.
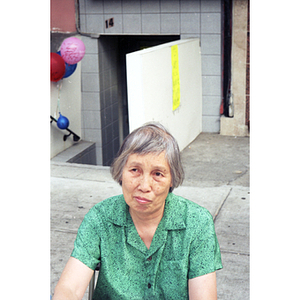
[85,0,104,13]
[201,13,221,34]
[95,147,103,165]
[84,128,102,146]
[112,137,119,158]
[108,106,114,127]
[201,55,221,76]
[161,0,180,13]
[99,52,104,75]
[202,116,220,132]
[82,73,100,92]
[81,54,99,73]
[141,0,160,13]
[112,119,119,139]
[180,0,200,13]
[100,90,105,108]
[82,92,100,111]
[98,39,106,54]
[201,0,221,13]
[142,14,160,34]
[202,95,221,116]
[103,0,122,13]
[105,123,113,145]
[102,69,110,90]
[112,101,119,121]
[86,14,104,33]
[122,0,141,13]
[200,34,221,55]
[161,13,180,34]
[102,51,110,71]
[102,106,113,127]
[202,75,221,96]
[111,85,118,104]
[82,110,101,129]
[123,14,142,34]
[110,69,118,88]
[103,88,111,110]
[81,36,99,54]
[104,14,123,33]
[101,125,108,145]
[180,13,200,34]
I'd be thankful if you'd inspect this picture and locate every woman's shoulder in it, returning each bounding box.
[85,194,126,222]
[170,193,213,226]
[93,194,124,209]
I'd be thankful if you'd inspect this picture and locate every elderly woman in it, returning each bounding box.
[53,123,222,300]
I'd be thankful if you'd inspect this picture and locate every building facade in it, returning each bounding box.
[51,0,249,166]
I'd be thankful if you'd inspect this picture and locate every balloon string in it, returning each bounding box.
[55,80,63,118]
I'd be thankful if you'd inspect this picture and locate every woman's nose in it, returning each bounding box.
[138,175,151,192]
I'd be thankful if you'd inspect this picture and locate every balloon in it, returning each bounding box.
[64,63,77,78]
[57,113,69,130]
[51,53,65,82]
[56,51,77,78]
[60,37,85,65]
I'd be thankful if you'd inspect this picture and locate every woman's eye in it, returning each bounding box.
[130,168,141,174]
[155,172,163,177]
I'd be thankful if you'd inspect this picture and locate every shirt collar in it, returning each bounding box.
[106,195,128,226]
[160,193,186,230]
[107,193,186,230]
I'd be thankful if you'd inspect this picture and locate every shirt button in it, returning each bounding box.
[148,283,151,288]
[147,256,152,261]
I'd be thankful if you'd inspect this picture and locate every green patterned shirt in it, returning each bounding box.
[71,193,223,299]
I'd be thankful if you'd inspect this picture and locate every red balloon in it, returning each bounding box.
[51,53,66,82]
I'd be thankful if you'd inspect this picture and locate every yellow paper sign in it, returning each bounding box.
[171,45,180,111]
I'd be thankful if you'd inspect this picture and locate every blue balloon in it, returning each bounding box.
[64,62,77,78]
[57,113,69,130]
[56,51,77,78]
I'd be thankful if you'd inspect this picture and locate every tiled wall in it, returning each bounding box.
[79,0,222,165]
[81,36,103,164]
[99,37,120,166]
[81,36,121,166]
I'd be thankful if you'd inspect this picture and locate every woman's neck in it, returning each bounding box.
[129,206,165,249]
[131,207,163,223]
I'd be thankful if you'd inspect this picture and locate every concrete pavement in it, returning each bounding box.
[50,133,250,299]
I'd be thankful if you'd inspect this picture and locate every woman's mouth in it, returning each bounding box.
[134,197,151,204]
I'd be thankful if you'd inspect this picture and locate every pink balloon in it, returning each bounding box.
[60,37,85,65]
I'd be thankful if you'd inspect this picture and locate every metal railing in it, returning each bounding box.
[50,115,80,142]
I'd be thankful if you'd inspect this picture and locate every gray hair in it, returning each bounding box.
[110,122,184,192]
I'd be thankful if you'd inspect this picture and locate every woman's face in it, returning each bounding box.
[121,151,172,218]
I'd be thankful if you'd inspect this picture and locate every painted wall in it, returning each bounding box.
[50,0,82,159]
[51,0,77,33]
[50,60,82,159]
[126,39,202,151]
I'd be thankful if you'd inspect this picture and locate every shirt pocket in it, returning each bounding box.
[157,260,189,299]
